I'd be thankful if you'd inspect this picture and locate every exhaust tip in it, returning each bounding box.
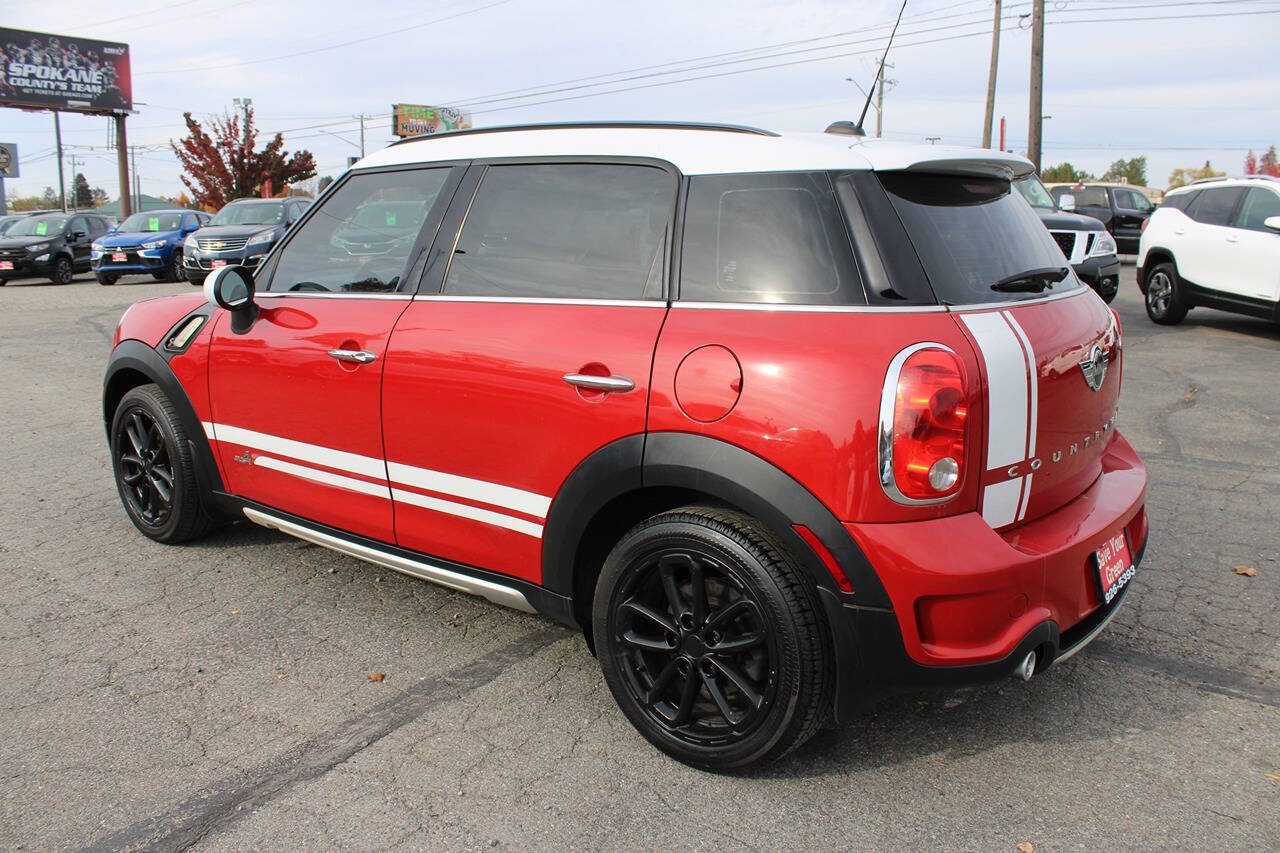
[1015,650,1037,682]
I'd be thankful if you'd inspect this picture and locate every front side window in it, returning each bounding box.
[1234,187,1280,232]
[880,172,1083,305]
[1186,187,1245,226]
[444,164,674,300]
[268,168,452,293]
[680,171,862,305]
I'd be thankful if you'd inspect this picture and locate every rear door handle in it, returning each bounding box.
[1225,234,1240,243]
[563,373,635,393]
[328,349,377,364]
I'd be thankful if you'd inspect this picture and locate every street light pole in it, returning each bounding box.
[54,112,66,213]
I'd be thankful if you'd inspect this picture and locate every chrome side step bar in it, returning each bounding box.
[243,507,536,613]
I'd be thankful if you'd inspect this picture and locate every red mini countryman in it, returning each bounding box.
[104,122,1148,769]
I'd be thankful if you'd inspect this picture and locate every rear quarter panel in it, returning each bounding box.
[648,306,985,523]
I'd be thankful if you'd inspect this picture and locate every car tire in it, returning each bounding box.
[187,273,205,288]
[170,251,187,282]
[593,504,832,771]
[1144,262,1188,325]
[51,255,73,285]
[96,272,118,286]
[110,383,216,544]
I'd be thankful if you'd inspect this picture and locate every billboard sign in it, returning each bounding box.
[0,28,131,114]
[392,104,472,138]
[0,142,16,178]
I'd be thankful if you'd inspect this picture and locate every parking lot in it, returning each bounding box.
[0,268,1276,849]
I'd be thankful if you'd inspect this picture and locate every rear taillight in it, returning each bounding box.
[878,344,969,504]
[1140,217,1149,233]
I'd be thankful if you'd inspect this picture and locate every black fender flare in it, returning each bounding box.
[103,339,233,518]
[541,432,893,725]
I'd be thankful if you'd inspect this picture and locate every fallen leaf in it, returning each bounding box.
[368,672,386,683]
[1017,844,1034,853]
[1234,565,1258,577]
[230,609,240,615]
[1267,773,1280,781]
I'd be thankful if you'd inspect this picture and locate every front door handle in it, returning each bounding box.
[563,373,635,393]
[1225,234,1240,243]
[328,349,377,364]
[1172,228,1185,236]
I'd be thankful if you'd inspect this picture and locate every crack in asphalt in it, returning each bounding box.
[1085,638,1280,708]
[83,626,566,852]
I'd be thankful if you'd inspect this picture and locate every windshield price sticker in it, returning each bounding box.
[148,216,160,231]
[35,221,47,236]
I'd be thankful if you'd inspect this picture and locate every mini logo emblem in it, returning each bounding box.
[233,450,251,464]
[1080,343,1109,392]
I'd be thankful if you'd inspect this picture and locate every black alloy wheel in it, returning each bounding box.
[110,384,215,543]
[52,256,73,285]
[594,506,831,770]
[1145,262,1187,325]
[158,251,185,282]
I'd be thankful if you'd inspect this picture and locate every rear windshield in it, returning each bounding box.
[880,173,1082,305]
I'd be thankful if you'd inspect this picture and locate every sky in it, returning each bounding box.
[3,0,1279,203]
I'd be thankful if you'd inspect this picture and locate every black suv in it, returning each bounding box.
[1015,175,1121,302]
[0,212,113,285]
[183,198,311,286]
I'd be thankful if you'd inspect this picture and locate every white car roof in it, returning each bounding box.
[1167,175,1280,195]
[355,123,1034,180]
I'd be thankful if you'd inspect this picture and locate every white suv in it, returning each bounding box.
[1137,176,1280,325]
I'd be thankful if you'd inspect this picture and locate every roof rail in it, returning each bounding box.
[387,120,780,147]
[1190,174,1280,185]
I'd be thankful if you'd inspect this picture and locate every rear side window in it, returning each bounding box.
[1185,187,1245,226]
[1234,187,1280,232]
[268,167,452,293]
[1161,190,1198,212]
[880,172,1082,305]
[445,164,674,300]
[679,172,863,305]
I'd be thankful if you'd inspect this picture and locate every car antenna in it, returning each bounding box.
[828,0,908,138]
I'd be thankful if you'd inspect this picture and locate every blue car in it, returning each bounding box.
[92,209,210,285]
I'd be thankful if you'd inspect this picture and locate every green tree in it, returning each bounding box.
[1168,161,1225,190]
[91,186,109,206]
[1100,156,1148,186]
[317,175,334,193]
[72,173,93,208]
[40,186,58,208]
[1040,162,1093,183]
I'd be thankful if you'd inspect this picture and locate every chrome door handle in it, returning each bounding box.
[328,349,377,364]
[1172,228,1185,235]
[563,373,635,393]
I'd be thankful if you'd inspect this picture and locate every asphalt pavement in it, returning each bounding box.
[0,269,1276,850]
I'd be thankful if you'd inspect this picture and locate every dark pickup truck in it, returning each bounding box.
[1047,183,1155,254]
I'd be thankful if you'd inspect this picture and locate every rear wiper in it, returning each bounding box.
[990,266,1070,293]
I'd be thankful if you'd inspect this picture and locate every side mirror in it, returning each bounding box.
[107,226,117,235]
[1264,215,1280,233]
[204,265,258,334]
[184,222,201,233]
[1058,194,1076,212]
[73,230,87,240]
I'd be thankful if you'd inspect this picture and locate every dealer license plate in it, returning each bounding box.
[0,261,12,270]
[1094,531,1134,605]
[112,253,127,263]
[211,259,227,269]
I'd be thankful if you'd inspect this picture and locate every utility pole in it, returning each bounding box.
[116,114,131,219]
[982,0,1002,148]
[875,61,895,138]
[54,112,67,212]
[1027,0,1045,171]
[358,113,366,158]
[131,146,139,211]
[67,153,81,210]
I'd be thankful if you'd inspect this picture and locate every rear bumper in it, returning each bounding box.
[842,430,1148,685]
